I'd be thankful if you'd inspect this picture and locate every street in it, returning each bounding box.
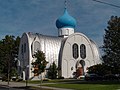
[0,85,26,90]
[0,86,9,90]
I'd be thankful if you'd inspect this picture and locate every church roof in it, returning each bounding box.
[56,9,76,29]
[27,32,63,41]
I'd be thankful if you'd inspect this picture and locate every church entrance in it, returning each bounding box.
[76,60,85,78]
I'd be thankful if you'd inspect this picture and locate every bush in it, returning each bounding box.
[2,76,9,81]
[17,78,23,82]
[58,76,64,79]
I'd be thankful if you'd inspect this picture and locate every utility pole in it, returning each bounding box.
[8,50,12,87]
[7,57,10,86]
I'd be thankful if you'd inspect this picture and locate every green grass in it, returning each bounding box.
[27,79,80,84]
[43,83,120,90]
[23,79,120,90]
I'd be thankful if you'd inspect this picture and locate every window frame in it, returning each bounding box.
[80,44,86,59]
[72,43,79,59]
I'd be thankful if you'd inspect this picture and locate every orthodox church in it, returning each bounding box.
[18,7,101,80]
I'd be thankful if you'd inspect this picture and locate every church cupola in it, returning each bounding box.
[56,8,77,37]
[56,8,76,29]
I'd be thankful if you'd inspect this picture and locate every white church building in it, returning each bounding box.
[18,8,101,80]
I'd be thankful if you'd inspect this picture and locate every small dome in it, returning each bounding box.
[56,9,76,29]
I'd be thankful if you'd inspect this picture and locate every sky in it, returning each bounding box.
[0,0,120,49]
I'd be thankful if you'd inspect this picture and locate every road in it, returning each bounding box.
[0,85,27,90]
[0,86,9,90]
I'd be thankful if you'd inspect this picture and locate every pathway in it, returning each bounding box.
[0,81,73,90]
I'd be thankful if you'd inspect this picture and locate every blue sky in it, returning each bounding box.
[0,0,120,48]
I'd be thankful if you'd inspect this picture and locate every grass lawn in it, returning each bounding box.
[43,83,120,90]
[26,79,120,90]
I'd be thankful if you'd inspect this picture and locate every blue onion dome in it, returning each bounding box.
[56,9,77,29]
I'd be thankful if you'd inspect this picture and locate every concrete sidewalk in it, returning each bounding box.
[0,81,73,90]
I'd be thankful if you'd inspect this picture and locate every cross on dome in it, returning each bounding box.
[64,0,67,9]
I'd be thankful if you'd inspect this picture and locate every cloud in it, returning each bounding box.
[0,0,120,49]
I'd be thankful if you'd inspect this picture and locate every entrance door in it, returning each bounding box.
[76,67,83,77]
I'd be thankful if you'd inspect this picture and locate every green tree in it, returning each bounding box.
[48,62,58,79]
[32,50,48,76]
[0,35,20,79]
[87,64,110,76]
[102,16,120,74]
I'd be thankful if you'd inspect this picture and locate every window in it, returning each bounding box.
[72,43,79,59]
[24,43,26,53]
[34,41,40,52]
[21,44,23,54]
[80,44,86,59]
[80,60,85,67]
[31,44,33,55]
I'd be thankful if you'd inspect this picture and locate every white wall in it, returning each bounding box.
[61,33,101,78]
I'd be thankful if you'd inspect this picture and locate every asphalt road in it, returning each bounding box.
[0,85,34,90]
[0,86,24,90]
[0,86,9,90]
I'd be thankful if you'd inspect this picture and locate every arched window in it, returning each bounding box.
[34,41,40,53]
[80,44,86,59]
[72,43,79,59]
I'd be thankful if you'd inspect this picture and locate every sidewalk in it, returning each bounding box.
[0,81,73,90]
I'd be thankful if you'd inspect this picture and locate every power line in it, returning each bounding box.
[93,0,120,9]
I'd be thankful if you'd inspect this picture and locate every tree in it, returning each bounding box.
[87,64,110,76]
[102,16,120,74]
[0,35,20,79]
[32,50,48,77]
[48,62,58,79]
